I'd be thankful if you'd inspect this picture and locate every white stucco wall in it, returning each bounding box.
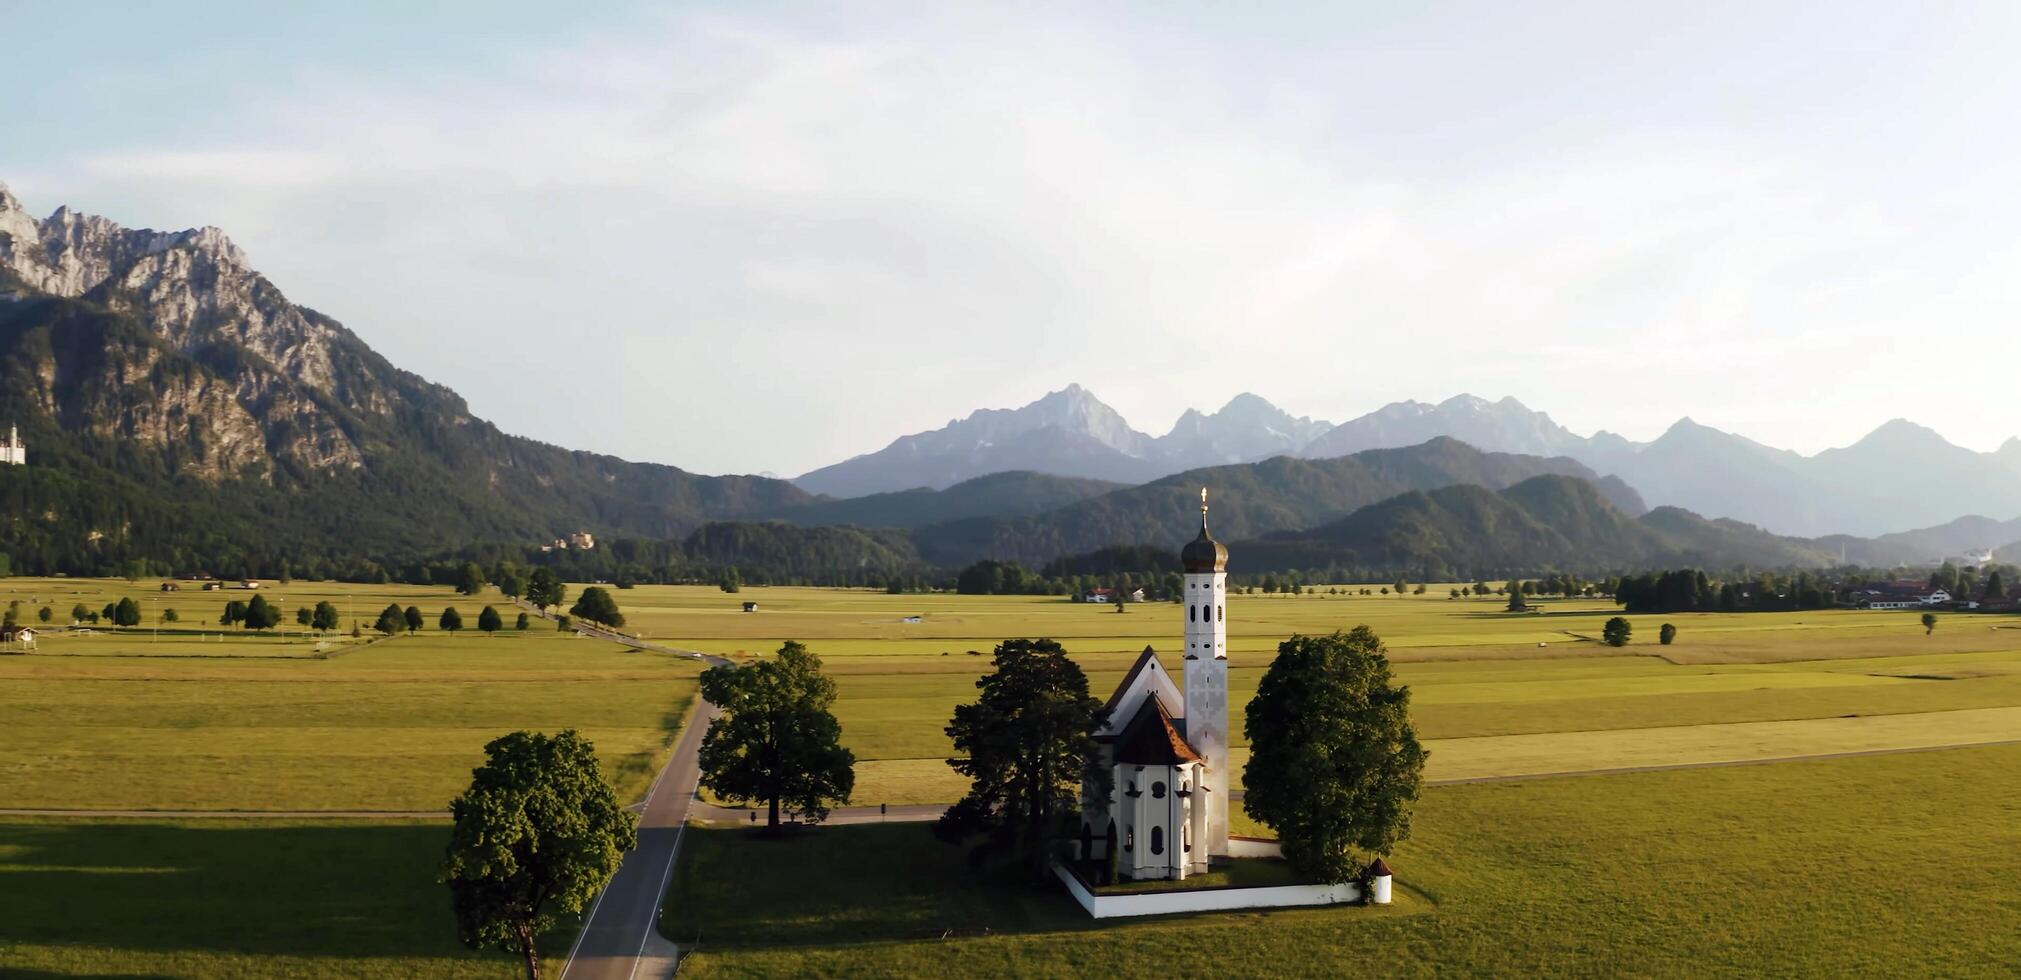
[1053,860,1363,919]
[1225,837,1284,859]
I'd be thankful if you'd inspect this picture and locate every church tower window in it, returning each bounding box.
[1150,826,1165,856]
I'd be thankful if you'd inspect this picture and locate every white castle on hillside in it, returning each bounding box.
[0,423,24,465]
[1077,488,1230,880]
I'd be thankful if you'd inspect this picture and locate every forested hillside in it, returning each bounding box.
[0,186,811,577]
[908,438,1645,567]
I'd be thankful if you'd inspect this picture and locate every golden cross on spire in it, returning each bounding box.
[1200,486,1209,514]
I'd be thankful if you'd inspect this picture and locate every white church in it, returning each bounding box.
[1078,489,1232,881]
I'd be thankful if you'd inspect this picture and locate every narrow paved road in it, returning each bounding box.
[560,695,720,980]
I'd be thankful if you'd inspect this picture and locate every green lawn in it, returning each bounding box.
[2,630,701,810]
[0,818,558,979]
[672,744,2021,976]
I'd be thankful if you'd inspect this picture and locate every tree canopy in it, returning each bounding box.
[455,561,488,596]
[441,606,464,632]
[942,638,1106,870]
[478,606,503,633]
[1242,628,1426,884]
[311,600,340,632]
[374,603,404,635]
[525,568,566,611]
[404,605,425,632]
[698,641,855,828]
[1602,616,1632,647]
[568,587,625,628]
[111,596,142,627]
[442,730,636,980]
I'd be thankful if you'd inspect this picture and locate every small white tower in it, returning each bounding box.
[1367,857,1394,905]
[1181,487,1230,856]
[0,423,24,466]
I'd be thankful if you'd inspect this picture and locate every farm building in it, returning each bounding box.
[160,582,181,592]
[741,601,758,613]
[2,625,37,649]
[1849,583,1952,610]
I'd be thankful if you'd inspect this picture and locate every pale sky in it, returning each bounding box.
[6,1,2020,475]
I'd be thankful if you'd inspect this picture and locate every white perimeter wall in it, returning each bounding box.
[1053,861,1361,919]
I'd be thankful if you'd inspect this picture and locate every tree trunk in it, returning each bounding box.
[516,920,542,980]
[768,794,779,829]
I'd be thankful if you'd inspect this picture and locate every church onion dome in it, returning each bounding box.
[1181,523,1227,573]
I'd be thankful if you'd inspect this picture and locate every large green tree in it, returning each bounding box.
[243,594,282,630]
[569,587,625,628]
[311,600,340,632]
[942,638,1106,870]
[375,603,404,635]
[478,605,503,634]
[698,642,855,829]
[525,568,566,612]
[455,561,489,596]
[112,597,142,627]
[443,730,636,980]
[404,605,425,632]
[1602,616,1632,647]
[441,606,464,632]
[1243,628,1426,884]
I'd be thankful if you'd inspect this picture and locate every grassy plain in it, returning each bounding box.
[671,744,2021,976]
[612,585,2021,806]
[0,817,568,979]
[13,578,2021,977]
[4,580,694,979]
[3,611,701,811]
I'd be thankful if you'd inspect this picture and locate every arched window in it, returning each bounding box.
[1151,826,1165,855]
[1152,781,1167,799]
[1125,825,1135,852]
[1217,604,1224,622]
[1188,604,1196,623]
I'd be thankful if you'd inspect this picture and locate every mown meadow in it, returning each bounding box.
[8,577,2021,977]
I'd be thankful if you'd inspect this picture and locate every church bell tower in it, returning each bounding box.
[1181,487,1230,855]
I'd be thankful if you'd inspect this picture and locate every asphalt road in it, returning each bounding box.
[559,696,719,980]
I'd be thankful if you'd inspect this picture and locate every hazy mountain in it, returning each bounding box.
[1299,393,2021,538]
[1152,392,1333,470]
[910,437,1644,567]
[0,182,812,575]
[1236,474,1835,576]
[1301,394,1586,460]
[765,471,1123,528]
[792,384,1163,497]
[794,386,1336,497]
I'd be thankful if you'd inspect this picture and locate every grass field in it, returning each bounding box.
[12,577,2021,976]
[0,817,566,979]
[3,607,701,812]
[599,584,2021,807]
[669,743,2021,976]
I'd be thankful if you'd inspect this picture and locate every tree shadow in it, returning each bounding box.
[665,823,1097,950]
[0,820,571,965]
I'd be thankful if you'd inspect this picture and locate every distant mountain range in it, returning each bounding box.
[4,181,2016,582]
[793,386,1333,497]
[905,438,1647,568]
[796,387,2021,540]
[0,181,814,575]
[1237,475,1836,576]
